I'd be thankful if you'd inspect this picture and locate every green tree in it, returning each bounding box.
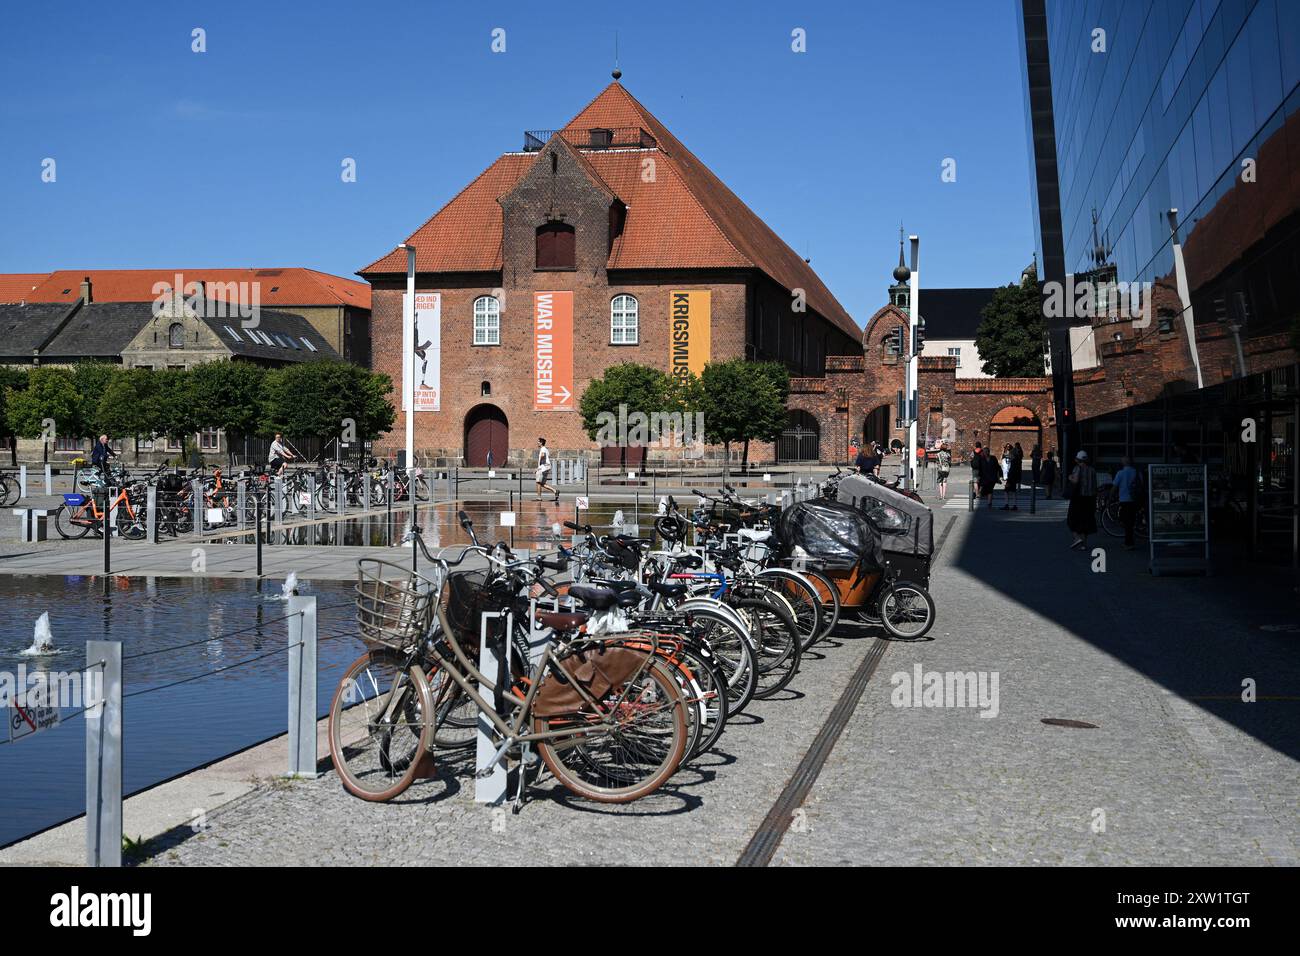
[70,361,119,438]
[95,368,159,462]
[190,360,267,466]
[0,367,29,465]
[148,368,203,463]
[260,361,395,450]
[974,281,1047,377]
[4,367,81,462]
[698,359,789,474]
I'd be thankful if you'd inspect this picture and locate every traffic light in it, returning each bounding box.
[885,326,903,356]
[913,318,925,354]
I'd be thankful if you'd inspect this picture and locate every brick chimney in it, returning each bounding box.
[80,275,92,304]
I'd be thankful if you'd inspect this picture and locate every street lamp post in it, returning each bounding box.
[401,243,417,473]
[905,235,920,491]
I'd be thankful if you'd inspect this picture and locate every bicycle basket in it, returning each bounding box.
[355,559,439,650]
[445,569,517,644]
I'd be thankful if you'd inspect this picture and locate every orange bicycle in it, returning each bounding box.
[53,481,147,539]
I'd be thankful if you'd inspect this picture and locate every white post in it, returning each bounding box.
[906,234,920,491]
[1168,209,1204,389]
[402,243,416,477]
[85,640,122,867]
[18,465,26,500]
[475,611,511,805]
[286,594,318,778]
[44,463,52,495]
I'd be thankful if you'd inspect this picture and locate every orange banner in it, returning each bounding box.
[534,291,574,411]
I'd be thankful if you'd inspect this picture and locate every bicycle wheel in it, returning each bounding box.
[800,567,841,640]
[0,476,17,507]
[671,640,728,759]
[428,670,477,750]
[687,606,757,716]
[731,597,801,699]
[327,649,434,802]
[53,504,92,540]
[534,657,687,803]
[1099,501,1124,537]
[877,582,936,640]
[117,506,146,540]
[755,569,823,651]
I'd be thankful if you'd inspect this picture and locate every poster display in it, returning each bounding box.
[669,290,711,382]
[403,292,441,412]
[534,291,573,411]
[1147,463,1209,575]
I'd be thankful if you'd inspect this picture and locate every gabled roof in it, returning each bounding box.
[360,82,858,339]
[0,302,77,352]
[17,268,371,310]
[199,309,339,362]
[0,274,50,304]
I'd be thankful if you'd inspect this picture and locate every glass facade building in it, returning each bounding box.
[1019,0,1300,563]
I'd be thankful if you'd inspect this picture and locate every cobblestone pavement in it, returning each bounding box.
[774,506,1300,866]
[136,500,1299,866]
[143,619,884,866]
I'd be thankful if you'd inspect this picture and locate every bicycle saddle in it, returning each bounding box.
[568,585,617,610]
[673,554,704,569]
[591,578,638,592]
[737,528,772,542]
[649,581,688,599]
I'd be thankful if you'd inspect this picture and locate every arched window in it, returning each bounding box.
[168,322,184,349]
[535,221,575,270]
[610,294,639,344]
[473,295,500,345]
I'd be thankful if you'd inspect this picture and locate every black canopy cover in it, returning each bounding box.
[777,499,886,572]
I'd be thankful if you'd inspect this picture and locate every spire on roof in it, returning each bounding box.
[612,32,621,81]
[892,224,910,284]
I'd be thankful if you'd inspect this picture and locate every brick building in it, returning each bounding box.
[359,80,861,466]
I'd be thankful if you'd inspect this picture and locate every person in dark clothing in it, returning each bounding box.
[1067,450,1099,549]
[1040,450,1058,498]
[1002,442,1023,510]
[978,446,1001,508]
[1030,444,1042,490]
[91,434,116,481]
[856,441,881,477]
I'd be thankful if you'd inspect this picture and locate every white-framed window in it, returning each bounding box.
[199,428,221,452]
[610,294,639,344]
[301,337,318,352]
[223,325,241,342]
[947,346,962,367]
[473,295,500,345]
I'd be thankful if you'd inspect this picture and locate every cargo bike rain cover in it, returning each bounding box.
[834,473,934,557]
[776,499,886,572]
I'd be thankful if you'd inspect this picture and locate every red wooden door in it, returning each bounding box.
[465,405,508,466]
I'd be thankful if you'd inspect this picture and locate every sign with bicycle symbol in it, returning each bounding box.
[9,702,60,743]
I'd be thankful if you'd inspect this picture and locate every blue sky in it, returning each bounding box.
[0,0,1034,326]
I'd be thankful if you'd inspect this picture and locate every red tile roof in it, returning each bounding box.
[16,268,371,310]
[361,83,857,338]
[0,273,50,303]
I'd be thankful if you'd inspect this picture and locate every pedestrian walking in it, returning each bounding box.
[848,435,860,466]
[1113,455,1140,549]
[935,443,951,499]
[1041,450,1058,498]
[978,445,1001,508]
[1001,442,1023,510]
[1030,444,1042,490]
[1067,450,1098,550]
[535,437,559,503]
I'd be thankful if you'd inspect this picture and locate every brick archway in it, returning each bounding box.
[988,404,1042,455]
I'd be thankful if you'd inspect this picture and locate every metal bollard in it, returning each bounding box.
[192,478,204,539]
[85,639,122,866]
[337,470,348,517]
[102,488,112,574]
[307,474,317,523]
[286,594,318,778]
[1030,477,1037,514]
[18,465,27,500]
[969,477,976,512]
[146,484,157,544]
[255,492,263,576]
[44,463,52,496]
[362,472,371,512]
[237,480,246,531]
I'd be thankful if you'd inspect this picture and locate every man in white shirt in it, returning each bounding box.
[268,434,294,475]
[535,437,558,503]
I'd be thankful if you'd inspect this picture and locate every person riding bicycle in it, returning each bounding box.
[268,433,295,476]
[91,434,116,481]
